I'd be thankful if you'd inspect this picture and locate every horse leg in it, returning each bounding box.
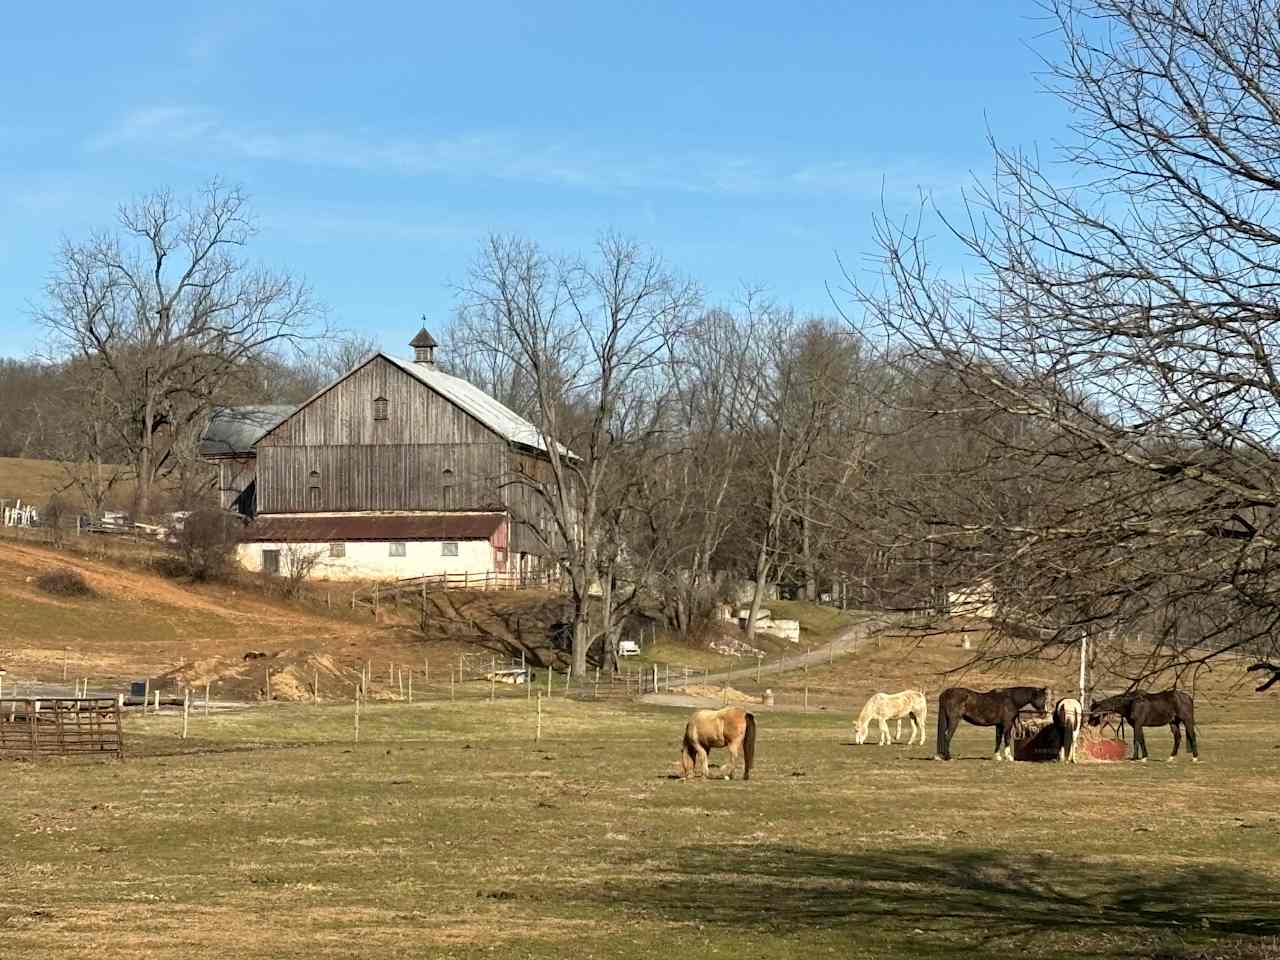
[1133,724,1147,761]
[693,742,710,778]
[725,740,740,780]
[1185,715,1199,761]
[935,710,953,760]
[1168,721,1181,761]
[894,718,903,742]
[878,717,890,746]
[994,723,1005,761]
[910,713,922,746]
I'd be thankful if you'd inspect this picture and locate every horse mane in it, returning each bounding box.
[742,713,756,781]
[855,694,882,728]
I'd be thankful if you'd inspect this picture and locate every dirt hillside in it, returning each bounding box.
[0,538,571,701]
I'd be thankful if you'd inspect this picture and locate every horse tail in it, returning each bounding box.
[742,713,756,781]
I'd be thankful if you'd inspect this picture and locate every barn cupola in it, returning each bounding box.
[410,324,438,366]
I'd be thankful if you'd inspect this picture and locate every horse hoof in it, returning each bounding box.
[1191,757,1200,763]
[1139,758,1148,763]
[1166,757,1176,763]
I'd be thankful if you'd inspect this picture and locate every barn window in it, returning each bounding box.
[308,486,321,509]
[261,549,280,575]
[328,542,345,558]
[373,396,389,421]
[441,541,459,557]
[388,542,406,557]
[494,547,507,568]
[442,484,455,509]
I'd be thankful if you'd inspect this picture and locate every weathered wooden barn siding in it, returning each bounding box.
[257,442,507,513]
[217,458,257,512]
[253,354,567,558]
[258,357,493,447]
[505,449,573,557]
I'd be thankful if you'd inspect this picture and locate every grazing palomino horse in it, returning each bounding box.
[854,690,928,746]
[935,686,1049,761]
[1089,690,1198,762]
[1053,698,1083,763]
[679,706,756,781]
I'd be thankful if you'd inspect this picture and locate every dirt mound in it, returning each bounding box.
[160,650,358,702]
[673,684,758,704]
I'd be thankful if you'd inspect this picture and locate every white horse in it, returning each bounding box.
[854,689,928,745]
[1054,697,1083,763]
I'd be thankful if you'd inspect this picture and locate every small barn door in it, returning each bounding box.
[262,549,281,575]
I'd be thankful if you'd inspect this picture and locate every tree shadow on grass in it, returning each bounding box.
[582,844,1280,952]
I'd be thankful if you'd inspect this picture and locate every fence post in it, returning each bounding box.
[450,669,455,701]
[204,680,211,719]
[535,692,542,742]
[652,664,658,694]
[547,667,553,698]
[265,667,272,701]
[408,670,413,703]
[143,678,150,714]
[181,690,190,739]
[153,690,159,713]
[757,656,762,683]
[354,693,360,742]
[490,673,496,703]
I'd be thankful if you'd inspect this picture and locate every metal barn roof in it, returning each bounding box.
[199,406,295,458]
[383,353,575,458]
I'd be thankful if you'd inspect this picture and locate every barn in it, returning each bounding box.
[200,327,573,582]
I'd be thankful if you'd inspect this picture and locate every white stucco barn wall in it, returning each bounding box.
[237,539,495,581]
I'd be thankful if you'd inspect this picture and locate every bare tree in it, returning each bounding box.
[26,358,129,517]
[39,181,323,517]
[736,309,852,643]
[281,543,326,598]
[858,0,1280,680]
[461,233,699,676]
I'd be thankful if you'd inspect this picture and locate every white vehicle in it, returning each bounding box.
[617,639,641,657]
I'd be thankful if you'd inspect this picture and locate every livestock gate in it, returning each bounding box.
[0,698,125,761]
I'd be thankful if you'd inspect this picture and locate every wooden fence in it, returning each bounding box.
[352,569,562,612]
[0,698,125,761]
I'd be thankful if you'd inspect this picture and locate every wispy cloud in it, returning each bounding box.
[88,105,972,201]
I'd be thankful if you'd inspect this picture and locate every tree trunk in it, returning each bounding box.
[600,566,618,674]
[801,511,817,601]
[136,393,156,518]
[744,536,771,645]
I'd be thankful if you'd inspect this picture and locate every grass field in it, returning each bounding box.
[3,690,1278,959]
[3,537,1278,958]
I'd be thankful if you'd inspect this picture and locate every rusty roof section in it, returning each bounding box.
[242,513,505,542]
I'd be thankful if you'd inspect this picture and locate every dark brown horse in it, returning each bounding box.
[1088,690,1198,762]
[935,686,1049,761]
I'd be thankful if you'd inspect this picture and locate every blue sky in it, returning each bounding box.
[1,1,1070,360]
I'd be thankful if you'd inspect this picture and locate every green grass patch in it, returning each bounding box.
[2,693,1276,958]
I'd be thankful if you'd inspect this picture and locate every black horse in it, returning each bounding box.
[935,686,1049,761]
[1088,689,1198,762]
